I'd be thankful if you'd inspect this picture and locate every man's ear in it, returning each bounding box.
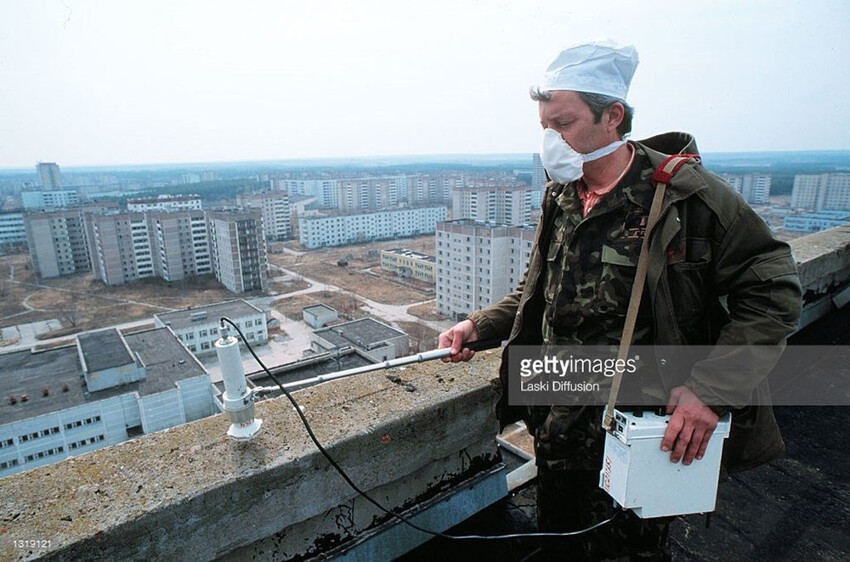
[606,102,625,134]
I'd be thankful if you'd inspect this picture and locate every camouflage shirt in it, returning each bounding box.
[536,144,667,469]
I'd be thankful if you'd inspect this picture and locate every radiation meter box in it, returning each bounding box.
[599,409,731,518]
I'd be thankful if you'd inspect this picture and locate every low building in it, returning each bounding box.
[302,304,339,329]
[154,299,268,356]
[311,318,409,362]
[21,190,79,210]
[0,327,214,479]
[783,211,850,233]
[380,248,437,283]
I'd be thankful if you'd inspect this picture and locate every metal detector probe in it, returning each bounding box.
[252,338,503,396]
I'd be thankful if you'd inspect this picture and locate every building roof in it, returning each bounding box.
[313,318,406,350]
[77,329,134,373]
[154,300,263,332]
[303,304,338,315]
[0,327,207,425]
[382,248,436,262]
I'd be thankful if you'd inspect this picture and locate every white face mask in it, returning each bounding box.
[541,128,625,184]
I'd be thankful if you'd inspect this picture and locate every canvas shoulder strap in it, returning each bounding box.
[602,154,700,430]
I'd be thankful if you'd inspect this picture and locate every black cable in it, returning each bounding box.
[220,317,621,541]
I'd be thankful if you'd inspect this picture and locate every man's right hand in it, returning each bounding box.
[438,319,479,363]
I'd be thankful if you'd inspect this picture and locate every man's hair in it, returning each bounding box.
[530,87,634,137]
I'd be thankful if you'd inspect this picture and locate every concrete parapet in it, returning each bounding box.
[789,224,850,328]
[0,349,503,561]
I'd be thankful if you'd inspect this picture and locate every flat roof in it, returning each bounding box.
[303,304,337,314]
[155,300,263,331]
[245,349,375,395]
[382,248,436,262]
[0,327,207,425]
[77,329,134,373]
[314,318,406,349]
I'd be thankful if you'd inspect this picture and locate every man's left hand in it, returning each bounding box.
[662,386,719,465]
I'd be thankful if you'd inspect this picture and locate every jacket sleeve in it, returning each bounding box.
[684,199,802,408]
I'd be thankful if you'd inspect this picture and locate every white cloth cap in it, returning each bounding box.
[541,39,639,100]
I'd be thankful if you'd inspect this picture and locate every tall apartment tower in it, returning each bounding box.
[336,177,401,212]
[278,179,339,208]
[435,219,535,320]
[452,186,532,225]
[24,209,91,278]
[86,212,156,285]
[237,191,291,241]
[791,173,850,211]
[741,174,771,205]
[150,210,212,281]
[36,162,63,190]
[532,153,546,209]
[207,210,268,293]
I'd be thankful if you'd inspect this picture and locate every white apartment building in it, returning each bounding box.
[207,209,269,293]
[150,210,212,281]
[452,186,532,225]
[0,327,214,479]
[719,174,771,205]
[21,190,79,210]
[24,209,91,278]
[298,206,447,249]
[435,219,535,320]
[531,153,546,210]
[127,194,202,213]
[276,179,339,208]
[237,191,291,241]
[36,162,62,190]
[791,173,850,211]
[0,211,26,252]
[87,212,156,285]
[336,177,402,212]
[154,299,268,356]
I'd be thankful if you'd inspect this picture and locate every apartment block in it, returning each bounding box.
[531,153,546,209]
[150,210,212,281]
[0,327,213,479]
[237,190,291,241]
[207,209,268,293]
[435,219,535,320]
[0,211,26,252]
[127,194,202,213]
[298,206,447,249]
[154,299,267,356]
[336,177,401,212]
[277,179,339,208]
[452,186,532,225]
[719,173,771,205]
[87,212,155,285]
[24,209,91,278]
[791,173,850,211]
[21,190,79,210]
[381,248,436,283]
[36,162,62,190]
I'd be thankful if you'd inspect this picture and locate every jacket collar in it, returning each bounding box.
[633,132,709,203]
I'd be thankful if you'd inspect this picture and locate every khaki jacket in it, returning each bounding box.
[468,132,802,472]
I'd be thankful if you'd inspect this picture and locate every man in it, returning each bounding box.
[439,39,801,560]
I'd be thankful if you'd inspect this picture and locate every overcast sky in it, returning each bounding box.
[1,1,848,168]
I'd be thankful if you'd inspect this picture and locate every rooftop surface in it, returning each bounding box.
[154,300,262,331]
[383,248,436,262]
[0,327,208,424]
[313,317,406,349]
[77,328,134,373]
